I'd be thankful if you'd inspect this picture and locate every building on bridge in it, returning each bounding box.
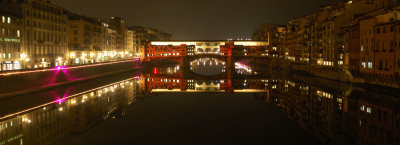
[143,40,270,62]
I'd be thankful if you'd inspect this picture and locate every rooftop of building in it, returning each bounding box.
[0,9,22,18]
[65,10,101,24]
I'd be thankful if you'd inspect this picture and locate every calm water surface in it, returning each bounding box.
[0,63,399,145]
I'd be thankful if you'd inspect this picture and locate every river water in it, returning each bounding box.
[0,62,399,145]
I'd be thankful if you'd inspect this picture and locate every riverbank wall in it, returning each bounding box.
[0,60,141,98]
[272,58,400,89]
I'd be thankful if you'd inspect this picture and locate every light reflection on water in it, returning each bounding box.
[190,58,226,76]
[0,78,138,145]
[0,67,399,145]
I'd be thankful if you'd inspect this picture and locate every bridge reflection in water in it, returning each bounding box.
[0,69,399,144]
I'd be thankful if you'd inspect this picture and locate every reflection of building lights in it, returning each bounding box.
[0,78,135,122]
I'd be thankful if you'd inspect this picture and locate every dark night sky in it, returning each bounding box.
[53,0,342,40]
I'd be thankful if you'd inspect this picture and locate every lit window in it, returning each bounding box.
[7,17,10,24]
[360,105,364,111]
[366,107,371,114]
[1,16,4,23]
[362,62,366,68]
[368,62,373,69]
[361,45,364,51]
[17,30,20,37]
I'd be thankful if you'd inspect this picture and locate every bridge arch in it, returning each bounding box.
[196,81,204,86]
[205,48,212,53]
[197,48,204,53]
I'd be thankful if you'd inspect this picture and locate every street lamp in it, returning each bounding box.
[20,53,27,58]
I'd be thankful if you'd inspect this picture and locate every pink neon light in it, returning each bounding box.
[0,60,134,76]
[55,97,66,104]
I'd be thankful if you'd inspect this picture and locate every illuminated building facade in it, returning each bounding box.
[374,20,396,77]
[269,0,399,67]
[0,0,171,71]
[344,24,360,72]
[145,40,269,83]
[131,26,149,58]
[0,12,22,71]
[66,12,104,65]
[131,26,172,58]
[101,21,117,54]
[359,14,378,75]
[0,0,69,69]
[252,23,285,58]
[347,9,400,79]
[146,41,268,58]
[251,0,400,88]
[125,28,134,57]
[109,17,126,53]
